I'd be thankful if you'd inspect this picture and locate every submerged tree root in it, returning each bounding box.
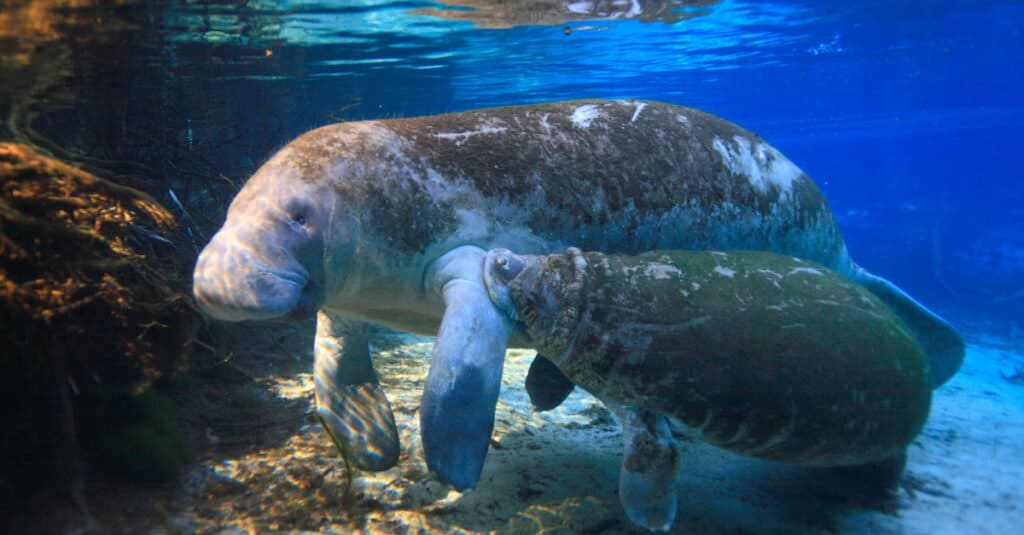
[0,142,199,511]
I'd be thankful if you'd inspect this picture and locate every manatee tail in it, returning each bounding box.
[850,265,965,388]
[313,311,400,472]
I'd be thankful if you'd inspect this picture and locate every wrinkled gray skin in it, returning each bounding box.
[192,99,963,492]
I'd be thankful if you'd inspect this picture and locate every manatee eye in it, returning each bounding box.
[491,251,524,281]
[283,198,312,227]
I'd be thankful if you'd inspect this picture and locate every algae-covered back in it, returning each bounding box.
[505,249,932,466]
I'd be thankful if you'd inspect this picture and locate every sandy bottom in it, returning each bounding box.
[18,331,1024,534]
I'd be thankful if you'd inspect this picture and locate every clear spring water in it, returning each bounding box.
[2,1,1023,532]
[4,0,1020,335]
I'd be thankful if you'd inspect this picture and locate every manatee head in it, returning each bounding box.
[483,247,587,354]
[482,248,531,321]
[193,148,355,322]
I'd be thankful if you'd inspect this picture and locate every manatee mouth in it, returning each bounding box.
[256,268,322,323]
[193,266,320,322]
[281,279,321,322]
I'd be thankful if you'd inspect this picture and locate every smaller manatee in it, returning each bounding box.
[483,247,932,531]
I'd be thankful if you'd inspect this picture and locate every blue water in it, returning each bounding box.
[3,1,1022,531]
[5,0,1022,330]
[152,0,1024,333]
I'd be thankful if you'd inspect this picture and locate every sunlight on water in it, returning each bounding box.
[162,0,821,85]
[168,0,469,46]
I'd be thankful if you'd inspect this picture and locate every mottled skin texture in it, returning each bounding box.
[276,100,842,265]
[192,99,960,491]
[485,247,932,529]
[485,248,932,466]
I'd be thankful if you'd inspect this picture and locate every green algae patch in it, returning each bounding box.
[83,391,191,483]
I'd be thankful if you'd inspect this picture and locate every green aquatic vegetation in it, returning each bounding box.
[84,391,191,483]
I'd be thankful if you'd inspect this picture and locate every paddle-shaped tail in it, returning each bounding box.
[851,265,965,388]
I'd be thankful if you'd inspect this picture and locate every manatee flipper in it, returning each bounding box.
[313,310,400,471]
[851,265,964,387]
[421,246,515,490]
[616,407,680,532]
[525,354,576,411]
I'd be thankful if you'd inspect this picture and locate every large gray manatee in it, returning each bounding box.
[192,99,963,491]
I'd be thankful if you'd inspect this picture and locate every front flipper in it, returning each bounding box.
[852,265,965,387]
[525,354,576,411]
[313,310,400,472]
[615,407,680,532]
[421,246,515,490]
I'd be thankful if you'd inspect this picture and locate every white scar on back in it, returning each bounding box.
[571,104,602,128]
[712,135,802,195]
[433,124,508,146]
[713,265,735,278]
[630,102,647,122]
[644,263,681,280]
[788,267,824,276]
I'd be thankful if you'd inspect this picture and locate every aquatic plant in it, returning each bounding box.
[81,391,191,483]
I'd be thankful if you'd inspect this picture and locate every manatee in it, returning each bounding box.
[191,99,962,491]
[483,247,932,530]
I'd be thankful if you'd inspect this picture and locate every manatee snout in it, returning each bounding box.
[193,229,320,322]
[483,248,528,320]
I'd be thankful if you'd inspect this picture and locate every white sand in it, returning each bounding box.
[312,338,1023,533]
[60,336,1020,533]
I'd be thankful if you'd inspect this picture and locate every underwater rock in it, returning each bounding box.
[1001,364,1024,385]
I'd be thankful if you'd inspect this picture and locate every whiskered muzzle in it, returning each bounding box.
[193,234,313,322]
